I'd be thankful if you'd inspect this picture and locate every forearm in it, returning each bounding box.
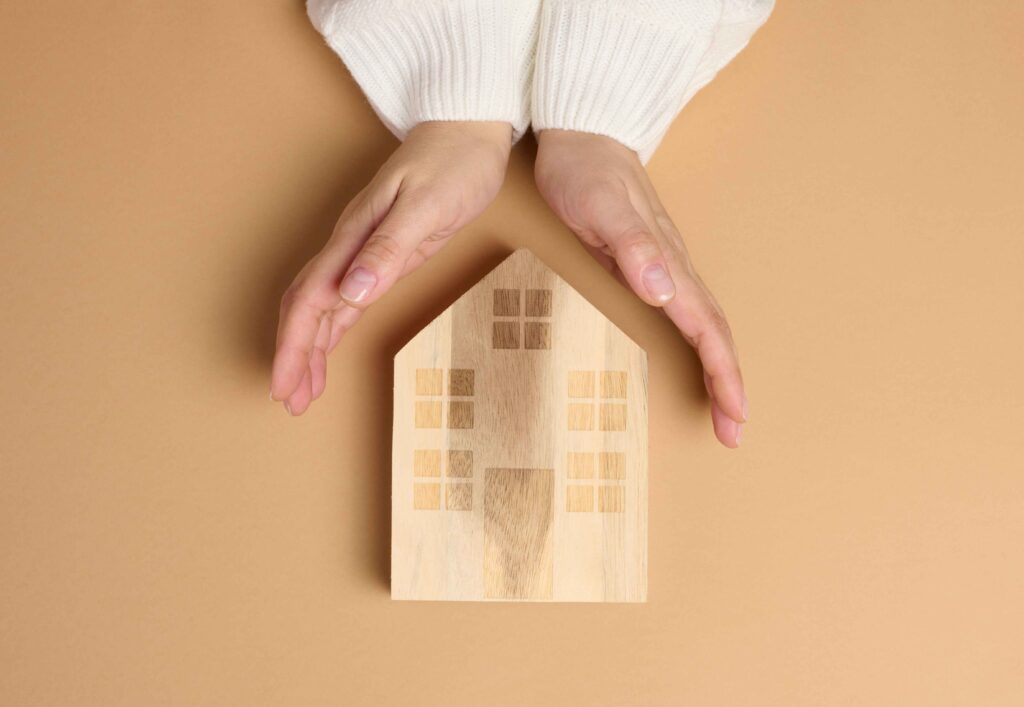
[308,0,541,141]
[532,0,774,163]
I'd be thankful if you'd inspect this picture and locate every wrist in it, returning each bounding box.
[536,129,641,167]
[410,121,513,156]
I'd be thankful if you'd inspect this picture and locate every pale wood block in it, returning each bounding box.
[568,370,595,398]
[448,401,474,429]
[448,369,475,396]
[598,452,625,480]
[492,321,519,349]
[524,321,551,350]
[597,486,625,513]
[392,249,647,602]
[446,483,473,511]
[566,485,594,512]
[483,468,553,600]
[492,288,520,316]
[567,452,595,479]
[415,368,443,396]
[447,449,473,478]
[414,401,441,428]
[525,288,552,317]
[413,483,440,510]
[599,403,627,431]
[568,403,594,431]
[413,449,441,477]
[600,370,628,399]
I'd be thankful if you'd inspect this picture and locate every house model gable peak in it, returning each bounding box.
[398,247,645,357]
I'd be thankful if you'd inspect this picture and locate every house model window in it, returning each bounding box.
[492,288,552,349]
[393,249,647,603]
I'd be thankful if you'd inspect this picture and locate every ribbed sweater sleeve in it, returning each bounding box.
[532,0,774,163]
[307,0,541,142]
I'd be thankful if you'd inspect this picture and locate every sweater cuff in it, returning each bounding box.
[308,0,539,143]
[532,0,773,163]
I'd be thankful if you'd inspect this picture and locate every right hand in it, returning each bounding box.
[270,121,512,415]
[534,129,748,448]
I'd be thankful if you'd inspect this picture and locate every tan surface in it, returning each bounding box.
[391,250,647,602]
[1,1,1022,704]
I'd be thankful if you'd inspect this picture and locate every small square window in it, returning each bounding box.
[597,486,625,513]
[415,401,442,428]
[413,449,441,477]
[493,288,520,316]
[567,452,595,479]
[524,322,550,350]
[448,401,474,429]
[447,450,473,478]
[415,368,443,396]
[492,321,519,349]
[525,289,552,317]
[599,452,626,480]
[446,483,473,511]
[600,371,628,399]
[448,369,475,396]
[413,483,441,510]
[568,403,594,431]
[566,486,594,512]
[568,371,595,398]
[599,403,627,431]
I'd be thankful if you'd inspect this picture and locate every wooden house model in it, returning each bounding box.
[392,249,648,602]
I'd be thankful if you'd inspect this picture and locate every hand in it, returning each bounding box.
[534,129,748,448]
[270,121,512,415]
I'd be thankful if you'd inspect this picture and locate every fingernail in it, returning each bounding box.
[735,425,743,447]
[641,263,675,303]
[339,267,377,303]
[742,396,750,422]
[284,401,292,415]
[269,390,275,402]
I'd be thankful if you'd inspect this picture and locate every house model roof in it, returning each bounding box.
[391,249,648,602]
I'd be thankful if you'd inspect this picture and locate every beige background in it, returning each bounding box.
[1,1,1022,705]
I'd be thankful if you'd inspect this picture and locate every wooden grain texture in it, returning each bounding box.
[483,468,554,600]
[391,249,648,602]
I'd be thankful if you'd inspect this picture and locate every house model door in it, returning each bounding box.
[483,467,554,600]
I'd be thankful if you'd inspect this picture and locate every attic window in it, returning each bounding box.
[492,288,552,350]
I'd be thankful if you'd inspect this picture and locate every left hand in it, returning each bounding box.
[270,121,512,415]
[534,129,748,448]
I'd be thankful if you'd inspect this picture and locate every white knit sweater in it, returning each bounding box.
[307,0,773,162]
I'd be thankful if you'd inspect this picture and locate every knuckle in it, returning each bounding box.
[615,228,659,262]
[361,232,405,267]
[703,303,731,336]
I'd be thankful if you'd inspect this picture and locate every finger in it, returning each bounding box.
[327,305,362,354]
[705,372,742,447]
[664,276,747,424]
[309,315,331,401]
[337,190,445,308]
[271,292,327,403]
[711,396,742,448]
[579,189,676,306]
[286,367,314,416]
[270,185,398,403]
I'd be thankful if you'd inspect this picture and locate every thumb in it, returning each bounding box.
[337,190,443,308]
[582,193,676,306]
